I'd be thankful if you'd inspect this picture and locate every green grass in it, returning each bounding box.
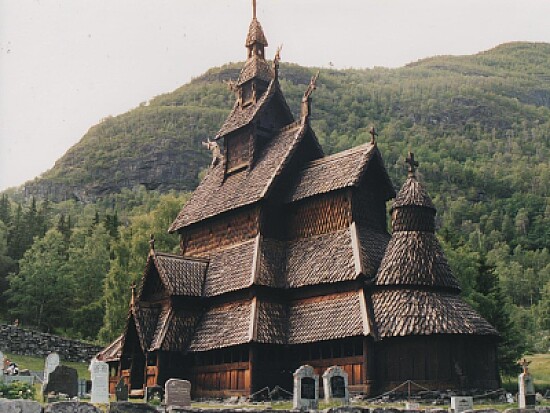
[4,353,91,380]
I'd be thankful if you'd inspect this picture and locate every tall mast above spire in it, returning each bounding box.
[252,0,257,19]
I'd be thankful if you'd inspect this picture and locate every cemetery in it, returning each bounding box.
[2,2,550,413]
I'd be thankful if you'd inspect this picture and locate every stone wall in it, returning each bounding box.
[0,324,102,362]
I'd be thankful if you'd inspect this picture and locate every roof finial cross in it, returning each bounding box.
[149,234,155,252]
[252,0,257,19]
[406,152,419,177]
[369,126,378,145]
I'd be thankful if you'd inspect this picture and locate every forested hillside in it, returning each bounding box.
[2,42,550,373]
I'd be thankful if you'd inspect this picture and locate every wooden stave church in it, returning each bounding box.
[97,4,500,398]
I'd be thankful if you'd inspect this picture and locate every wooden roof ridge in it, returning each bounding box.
[153,251,208,263]
[149,306,174,352]
[137,250,208,298]
[258,119,308,198]
[303,141,374,169]
[96,334,123,362]
[286,142,395,203]
[216,77,279,139]
[169,116,306,232]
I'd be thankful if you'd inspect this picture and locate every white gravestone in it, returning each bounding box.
[322,365,349,404]
[165,379,191,410]
[90,359,110,404]
[451,396,473,413]
[0,350,4,379]
[518,358,536,409]
[43,352,60,384]
[519,372,536,409]
[293,365,319,410]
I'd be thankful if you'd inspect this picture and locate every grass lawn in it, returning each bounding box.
[4,352,91,380]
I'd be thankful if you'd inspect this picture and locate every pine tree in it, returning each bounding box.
[470,255,525,376]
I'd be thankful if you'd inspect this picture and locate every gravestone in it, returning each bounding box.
[90,359,109,404]
[165,379,191,410]
[115,377,129,401]
[450,396,474,413]
[293,365,319,410]
[518,368,536,408]
[0,350,4,379]
[43,352,60,384]
[322,365,349,404]
[43,365,79,398]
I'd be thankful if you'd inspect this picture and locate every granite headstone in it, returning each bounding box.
[322,365,349,404]
[450,396,474,413]
[43,365,79,398]
[90,359,109,404]
[165,379,191,409]
[293,365,319,410]
[115,377,129,401]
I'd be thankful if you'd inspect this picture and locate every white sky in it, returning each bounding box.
[1,0,550,192]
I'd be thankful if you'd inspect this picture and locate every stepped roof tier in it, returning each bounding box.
[372,152,497,338]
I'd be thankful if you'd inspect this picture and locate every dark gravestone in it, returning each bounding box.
[115,377,129,401]
[43,365,78,398]
[331,375,346,399]
[145,385,164,403]
[165,379,191,408]
[45,401,100,413]
[109,402,158,413]
[301,377,316,400]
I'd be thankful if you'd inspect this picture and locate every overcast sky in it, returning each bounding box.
[1,0,550,192]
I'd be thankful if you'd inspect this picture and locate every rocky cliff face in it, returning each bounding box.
[23,144,209,203]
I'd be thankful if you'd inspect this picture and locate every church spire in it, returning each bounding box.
[245,0,268,58]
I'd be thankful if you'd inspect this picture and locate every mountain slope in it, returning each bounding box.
[22,42,550,205]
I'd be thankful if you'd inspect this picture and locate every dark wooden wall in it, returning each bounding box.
[287,191,352,239]
[182,207,260,257]
[374,335,499,392]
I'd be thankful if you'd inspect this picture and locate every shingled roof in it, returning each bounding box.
[237,55,273,86]
[372,162,496,339]
[216,78,277,138]
[203,239,256,296]
[189,300,253,352]
[132,305,162,352]
[147,252,208,297]
[150,307,202,352]
[245,17,268,47]
[96,334,123,362]
[287,143,394,203]
[170,120,307,232]
[376,231,460,290]
[288,292,369,344]
[376,171,460,290]
[371,289,498,338]
[285,228,356,288]
[392,175,435,211]
[356,224,391,277]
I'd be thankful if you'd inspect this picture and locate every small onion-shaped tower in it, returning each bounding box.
[370,152,499,392]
